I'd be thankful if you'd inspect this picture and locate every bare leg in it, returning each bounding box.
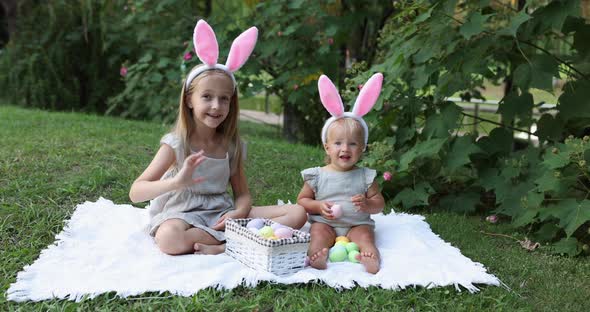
[155,219,222,255]
[194,243,225,255]
[154,219,195,255]
[347,225,380,274]
[308,223,336,270]
[248,204,308,229]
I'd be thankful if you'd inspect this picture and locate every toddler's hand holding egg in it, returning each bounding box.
[330,204,343,218]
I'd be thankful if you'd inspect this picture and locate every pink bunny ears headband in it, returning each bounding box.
[319,73,383,151]
[185,20,258,89]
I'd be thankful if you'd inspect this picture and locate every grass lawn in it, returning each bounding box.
[1,105,589,311]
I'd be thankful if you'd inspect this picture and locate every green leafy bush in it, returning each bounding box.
[359,0,590,255]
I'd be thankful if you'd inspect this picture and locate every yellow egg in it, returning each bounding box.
[335,236,350,243]
[269,235,279,240]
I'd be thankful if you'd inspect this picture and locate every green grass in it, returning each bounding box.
[240,94,282,115]
[1,105,589,311]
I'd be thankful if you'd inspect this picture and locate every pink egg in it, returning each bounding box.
[331,204,343,218]
[270,222,286,231]
[274,227,293,239]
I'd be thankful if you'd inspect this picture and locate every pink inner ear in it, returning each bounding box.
[194,20,218,66]
[318,75,344,117]
[352,73,383,117]
[226,27,258,72]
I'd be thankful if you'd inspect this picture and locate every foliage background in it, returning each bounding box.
[1,0,590,256]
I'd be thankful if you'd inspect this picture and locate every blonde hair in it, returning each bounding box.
[172,65,243,174]
[324,117,365,164]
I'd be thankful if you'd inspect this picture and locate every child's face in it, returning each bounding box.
[188,73,234,129]
[324,123,364,171]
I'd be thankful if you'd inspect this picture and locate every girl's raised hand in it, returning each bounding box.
[174,151,207,189]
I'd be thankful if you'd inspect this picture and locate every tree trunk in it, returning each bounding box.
[0,0,17,43]
[282,99,299,143]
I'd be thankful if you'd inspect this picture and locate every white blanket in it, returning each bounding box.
[7,198,500,302]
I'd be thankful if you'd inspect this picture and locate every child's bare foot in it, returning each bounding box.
[356,251,380,274]
[309,248,328,270]
[194,243,224,255]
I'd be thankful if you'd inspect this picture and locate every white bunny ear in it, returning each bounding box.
[193,20,218,66]
[352,73,383,117]
[318,75,344,117]
[226,27,258,72]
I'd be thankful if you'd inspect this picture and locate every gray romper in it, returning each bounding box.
[301,166,377,237]
[147,133,234,241]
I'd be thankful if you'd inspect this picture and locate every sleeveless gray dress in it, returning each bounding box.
[301,166,377,236]
[147,133,234,241]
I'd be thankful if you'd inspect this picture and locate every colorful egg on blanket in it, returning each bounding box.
[247,227,259,234]
[345,242,359,253]
[348,250,360,263]
[258,226,274,238]
[335,236,349,243]
[331,204,343,218]
[274,227,293,239]
[334,241,347,248]
[329,246,348,262]
[247,218,265,229]
[270,222,286,231]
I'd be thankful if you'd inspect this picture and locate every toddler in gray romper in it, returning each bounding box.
[302,166,377,237]
[147,133,235,242]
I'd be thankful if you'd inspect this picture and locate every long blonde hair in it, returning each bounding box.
[172,66,243,174]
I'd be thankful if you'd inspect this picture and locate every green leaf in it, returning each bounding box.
[530,55,559,92]
[558,81,590,121]
[392,182,433,208]
[550,237,580,256]
[512,209,538,228]
[535,168,564,193]
[499,9,531,37]
[573,24,590,54]
[399,138,447,171]
[498,92,533,124]
[548,199,590,237]
[535,114,564,142]
[445,135,482,172]
[438,191,480,213]
[476,128,513,156]
[542,144,571,169]
[479,168,502,192]
[460,12,490,40]
[422,103,462,139]
[532,222,561,243]
[513,63,531,89]
[532,0,581,33]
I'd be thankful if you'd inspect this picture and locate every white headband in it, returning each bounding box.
[185,64,236,89]
[185,20,257,90]
[318,73,384,151]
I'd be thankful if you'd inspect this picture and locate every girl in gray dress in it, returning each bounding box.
[297,73,385,274]
[129,20,306,256]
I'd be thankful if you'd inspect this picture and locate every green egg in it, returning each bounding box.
[329,246,348,262]
[348,250,360,263]
[345,242,359,253]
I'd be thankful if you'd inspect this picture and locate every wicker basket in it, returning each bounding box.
[225,218,310,276]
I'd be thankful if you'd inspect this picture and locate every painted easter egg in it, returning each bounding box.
[274,227,293,239]
[246,218,265,229]
[331,204,343,218]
